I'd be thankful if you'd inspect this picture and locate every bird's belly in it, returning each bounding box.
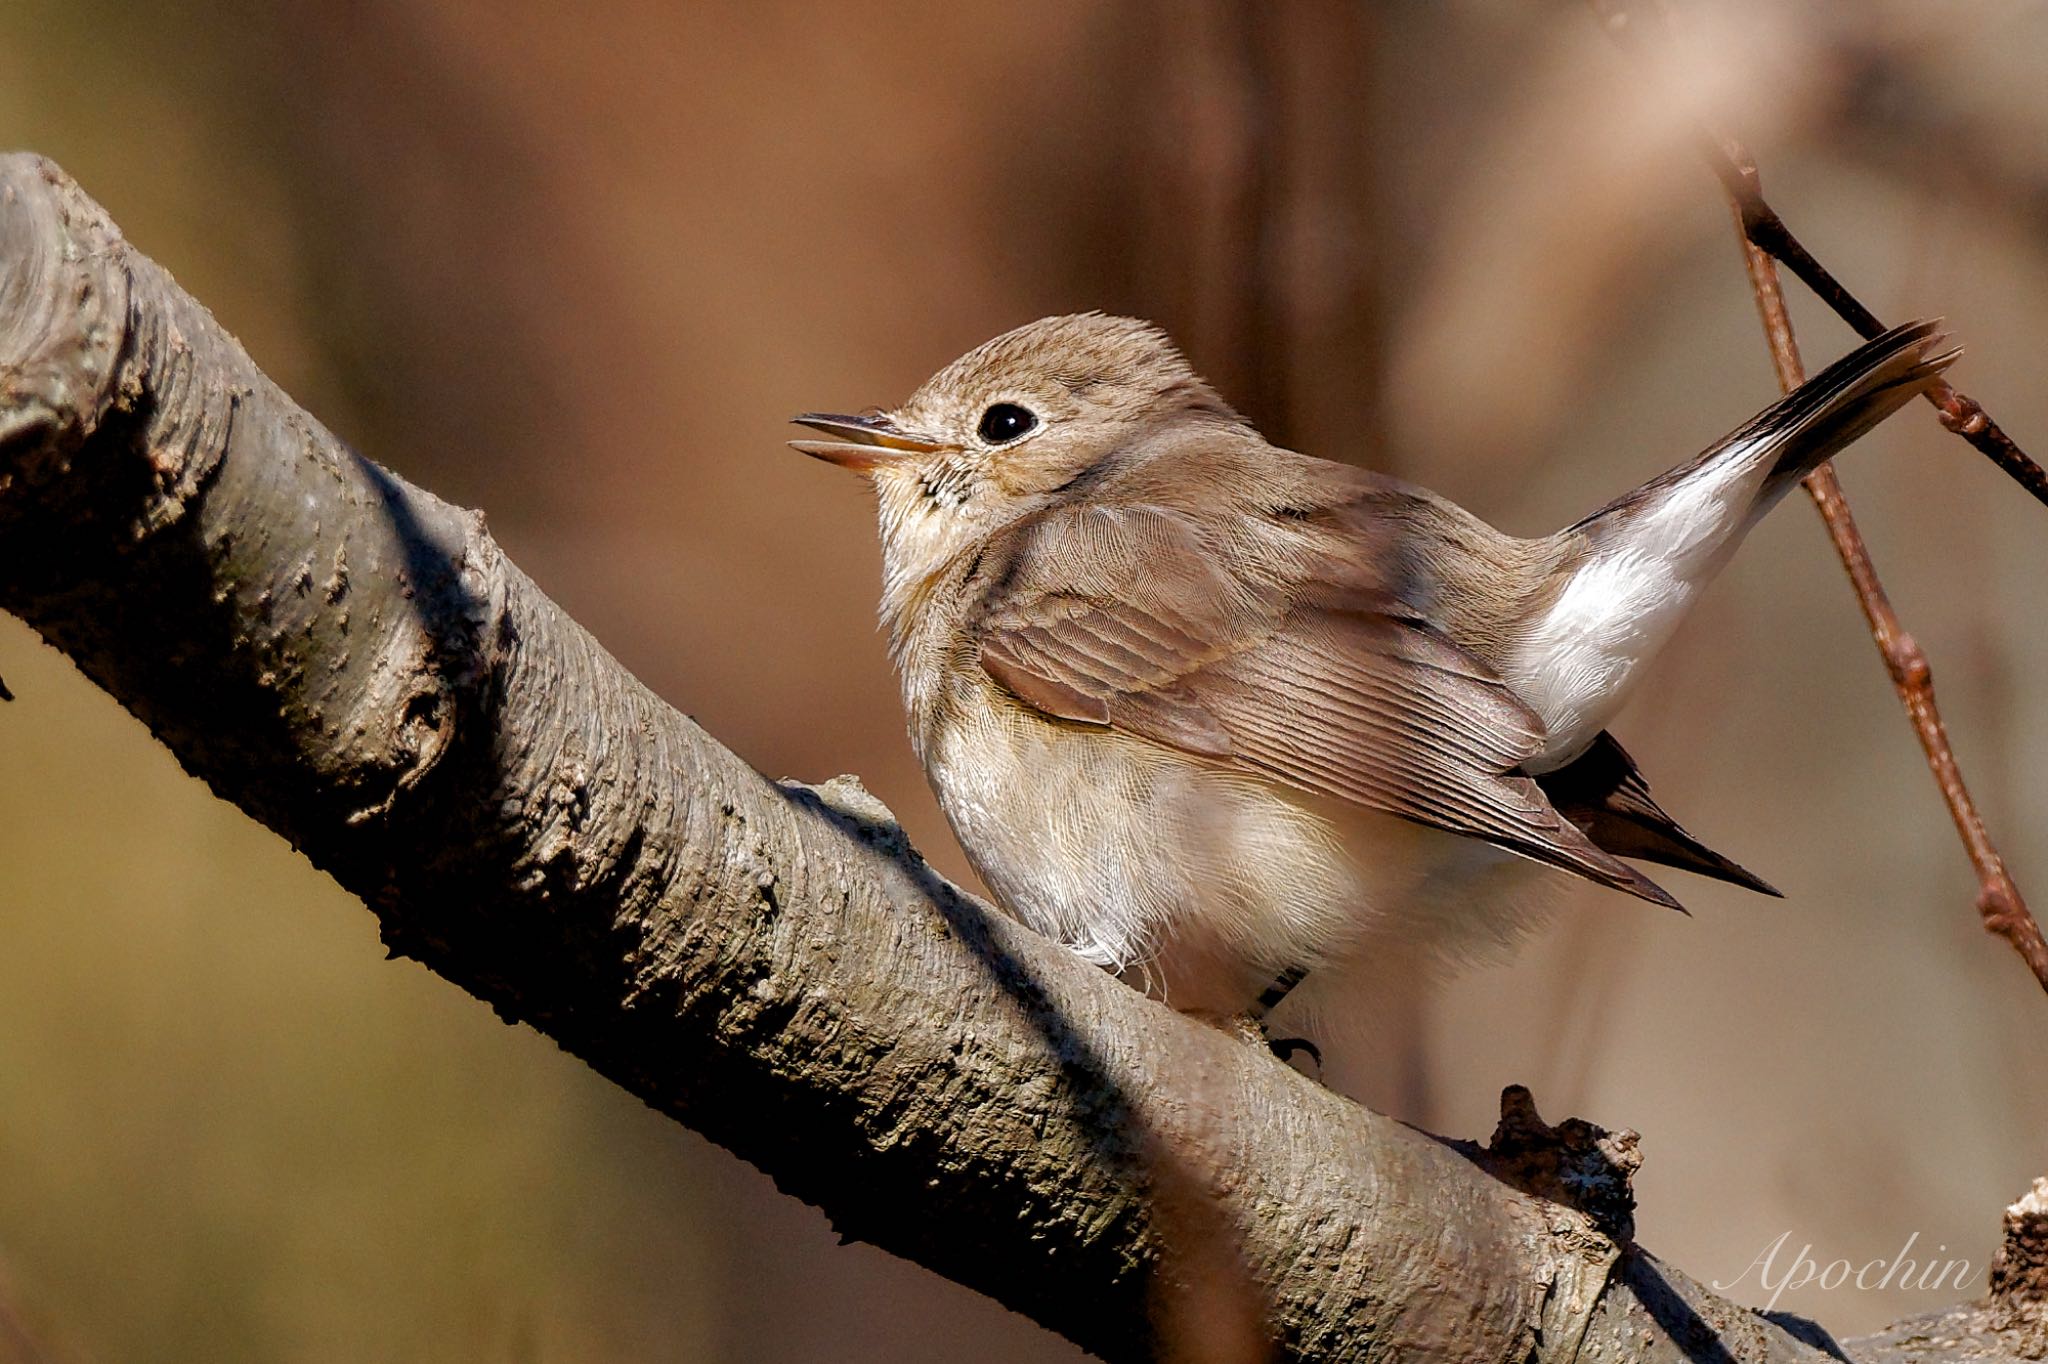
[920,698,1555,1014]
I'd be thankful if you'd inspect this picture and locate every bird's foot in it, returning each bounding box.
[1207,1009,1324,1079]
[1247,965,1321,1076]
[1266,1034,1322,1071]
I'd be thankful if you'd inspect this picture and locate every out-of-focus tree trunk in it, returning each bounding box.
[1119,0,1383,468]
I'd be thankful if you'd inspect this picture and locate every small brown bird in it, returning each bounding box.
[792,314,1954,1039]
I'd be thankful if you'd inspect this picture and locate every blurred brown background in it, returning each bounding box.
[3,1,2046,1359]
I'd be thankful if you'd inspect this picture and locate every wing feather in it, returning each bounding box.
[974,506,1681,907]
[1537,731,1780,896]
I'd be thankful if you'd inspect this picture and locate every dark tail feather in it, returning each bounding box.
[1744,319,1958,507]
[1536,731,1782,898]
[1569,320,1958,537]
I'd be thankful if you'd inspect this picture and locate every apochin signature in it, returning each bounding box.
[1714,1231,1981,1311]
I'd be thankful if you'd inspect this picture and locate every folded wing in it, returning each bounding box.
[974,504,1683,908]
[1535,730,1779,896]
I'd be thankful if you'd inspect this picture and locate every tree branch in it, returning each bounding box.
[1587,0,2048,995]
[1589,0,2048,511]
[0,151,2015,1362]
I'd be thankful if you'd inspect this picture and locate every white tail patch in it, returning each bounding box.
[1510,443,1765,770]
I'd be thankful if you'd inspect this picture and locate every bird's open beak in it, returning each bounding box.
[789,413,947,471]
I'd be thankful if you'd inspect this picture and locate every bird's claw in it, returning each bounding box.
[1267,1034,1322,1071]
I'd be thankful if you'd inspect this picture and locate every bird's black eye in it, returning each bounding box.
[976,402,1038,445]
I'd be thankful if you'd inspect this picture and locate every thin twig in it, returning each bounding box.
[1588,0,2048,993]
[1735,208,2048,992]
[1595,1,2048,511]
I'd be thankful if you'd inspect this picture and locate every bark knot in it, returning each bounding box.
[1471,1084,1641,1246]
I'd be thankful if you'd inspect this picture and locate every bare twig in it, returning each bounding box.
[1719,155,2048,508]
[1587,0,2048,994]
[1592,0,2048,511]
[1735,205,2048,991]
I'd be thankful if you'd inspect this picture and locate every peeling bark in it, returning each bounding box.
[1841,1182,2048,1362]
[0,152,2019,1363]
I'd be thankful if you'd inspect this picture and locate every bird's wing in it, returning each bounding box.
[974,505,1681,907]
[1535,730,1780,896]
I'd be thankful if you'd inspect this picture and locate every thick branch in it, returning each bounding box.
[0,152,1970,1363]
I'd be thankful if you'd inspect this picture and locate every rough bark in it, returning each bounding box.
[0,152,2016,1363]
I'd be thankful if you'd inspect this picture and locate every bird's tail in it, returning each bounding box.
[1518,321,1957,771]
[1576,319,1958,544]
[1739,318,1959,510]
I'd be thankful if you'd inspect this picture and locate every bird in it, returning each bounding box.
[790,313,1956,1044]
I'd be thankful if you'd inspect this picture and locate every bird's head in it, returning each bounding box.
[792,313,1240,594]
